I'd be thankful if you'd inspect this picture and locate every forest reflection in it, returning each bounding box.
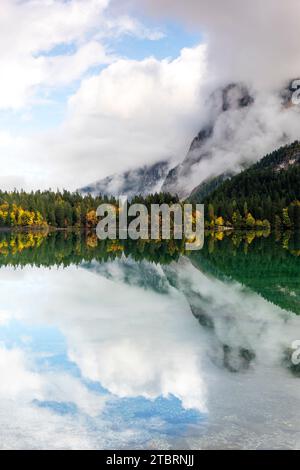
[0,229,299,266]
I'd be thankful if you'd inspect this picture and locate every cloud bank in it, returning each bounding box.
[0,0,207,190]
[134,0,300,90]
[43,44,206,189]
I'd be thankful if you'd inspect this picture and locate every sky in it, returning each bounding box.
[1,0,300,191]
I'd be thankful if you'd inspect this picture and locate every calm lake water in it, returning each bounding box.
[0,231,299,449]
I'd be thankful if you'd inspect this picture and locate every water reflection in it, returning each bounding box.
[0,231,298,449]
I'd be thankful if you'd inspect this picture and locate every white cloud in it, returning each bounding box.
[0,0,164,110]
[38,41,112,87]
[0,263,208,412]
[0,44,206,191]
[0,0,110,109]
[134,0,300,90]
[99,14,165,41]
[0,0,193,190]
[32,44,207,190]
[0,343,112,449]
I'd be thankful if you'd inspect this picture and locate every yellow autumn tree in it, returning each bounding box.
[215,216,224,226]
[86,210,98,227]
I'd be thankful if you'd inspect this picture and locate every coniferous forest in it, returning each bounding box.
[0,189,180,229]
[196,141,300,230]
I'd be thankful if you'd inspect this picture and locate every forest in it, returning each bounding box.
[198,141,300,230]
[0,190,115,228]
[0,189,180,229]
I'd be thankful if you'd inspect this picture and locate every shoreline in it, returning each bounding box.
[0,226,91,233]
[0,225,297,234]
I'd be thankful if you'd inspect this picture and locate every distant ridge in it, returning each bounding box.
[80,161,169,198]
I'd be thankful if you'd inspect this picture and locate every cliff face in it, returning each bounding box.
[161,83,254,198]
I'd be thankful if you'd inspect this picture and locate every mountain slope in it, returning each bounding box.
[188,171,233,203]
[200,141,300,226]
[203,141,300,201]
[162,80,300,199]
[81,161,169,198]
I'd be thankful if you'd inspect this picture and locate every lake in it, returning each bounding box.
[0,230,299,449]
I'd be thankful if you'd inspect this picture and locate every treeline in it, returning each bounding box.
[204,200,300,231]
[0,190,180,228]
[0,190,118,228]
[130,193,180,206]
[200,141,300,229]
